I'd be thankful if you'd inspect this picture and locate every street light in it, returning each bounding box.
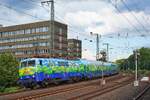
[90,32,101,61]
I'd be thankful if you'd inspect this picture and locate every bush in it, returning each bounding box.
[0,53,19,89]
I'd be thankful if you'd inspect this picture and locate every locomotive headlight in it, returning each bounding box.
[32,75,35,78]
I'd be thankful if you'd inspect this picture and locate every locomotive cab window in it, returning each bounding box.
[21,60,35,68]
[21,61,27,68]
[28,60,35,67]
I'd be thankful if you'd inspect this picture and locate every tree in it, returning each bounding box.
[0,53,19,88]
[115,59,126,70]
[116,47,150,71]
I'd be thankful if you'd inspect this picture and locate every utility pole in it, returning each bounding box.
[101,62,106,85]
[103,43,109,62]
[41,0,55,58]
[90,32,101,61]
[134,49,140,86]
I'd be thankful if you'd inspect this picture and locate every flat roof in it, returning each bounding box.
[0,20,67,32]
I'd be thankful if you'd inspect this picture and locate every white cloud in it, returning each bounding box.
[82,49,95,60]
[63,4,150,36]
[64,11,102,27]
[0,0,150,61]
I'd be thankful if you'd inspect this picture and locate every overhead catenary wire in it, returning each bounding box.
[133,0,150,33]
[109,0,143,35]
[0,2,45,21]
[20,0,150,39]
[120,0,149,34]
[0,1,149,44]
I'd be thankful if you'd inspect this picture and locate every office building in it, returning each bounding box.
[0,20,68,60]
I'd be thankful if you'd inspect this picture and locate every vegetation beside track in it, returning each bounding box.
[116,47,150,71]
[0,53,19,93]
[0,86,21,93]
[116,47,150,77]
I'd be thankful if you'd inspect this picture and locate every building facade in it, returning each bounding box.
[0,20,68,60]
[67,39,82,60]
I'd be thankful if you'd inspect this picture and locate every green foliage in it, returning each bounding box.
[116,47,150,71]
[0,53,19,88]
[0,86,20,93]
[3,86,20,93]
[115,59,126,70]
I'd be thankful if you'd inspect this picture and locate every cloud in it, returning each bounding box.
[117,0,150,14]
[82,49,95,60]
[0,0,150,61]
[64,6,150,36]
[64,11,103,28]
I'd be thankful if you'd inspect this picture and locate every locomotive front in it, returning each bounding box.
[18,59,37,88]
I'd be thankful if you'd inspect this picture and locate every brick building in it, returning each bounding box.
[67,39,82,60]
[0,20,68,60]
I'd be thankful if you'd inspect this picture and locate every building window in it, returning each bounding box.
[39,27,43,32]
[36,28,40,33]
[59,28,62,35]
[25,29,31,34]
[31,28,36,33]
[59,43,62,49]
[77,43,79,47]
[0,32,2,37]
[59,36,62,42]
[19,30,25,35]
[24,51,27,54]
[43,27,48,32]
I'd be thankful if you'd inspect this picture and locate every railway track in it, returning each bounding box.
[16,74,126,100]
[133,83,150,100]
[0,74,120,97]
[67,77,134,100]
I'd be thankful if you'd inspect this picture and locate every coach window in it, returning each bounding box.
[49,61,54,66]
[39,60,43,66]
[58,61,68,67]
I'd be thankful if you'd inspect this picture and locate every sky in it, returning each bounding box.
[0,0,150,61]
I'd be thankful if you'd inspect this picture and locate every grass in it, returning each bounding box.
[0,86,21,93]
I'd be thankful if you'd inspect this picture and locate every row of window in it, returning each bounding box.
[68,43,80,47]
[15,50,65,56]
[68,48,81,51]
[0,42,49,50]
[21,60,79,68]
[0,35,50,43]
[0,27,49,37]
[15,49,49,55]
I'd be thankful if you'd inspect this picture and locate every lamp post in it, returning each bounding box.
[90,32,101,61]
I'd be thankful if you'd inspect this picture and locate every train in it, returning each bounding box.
[18,58,119,88]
